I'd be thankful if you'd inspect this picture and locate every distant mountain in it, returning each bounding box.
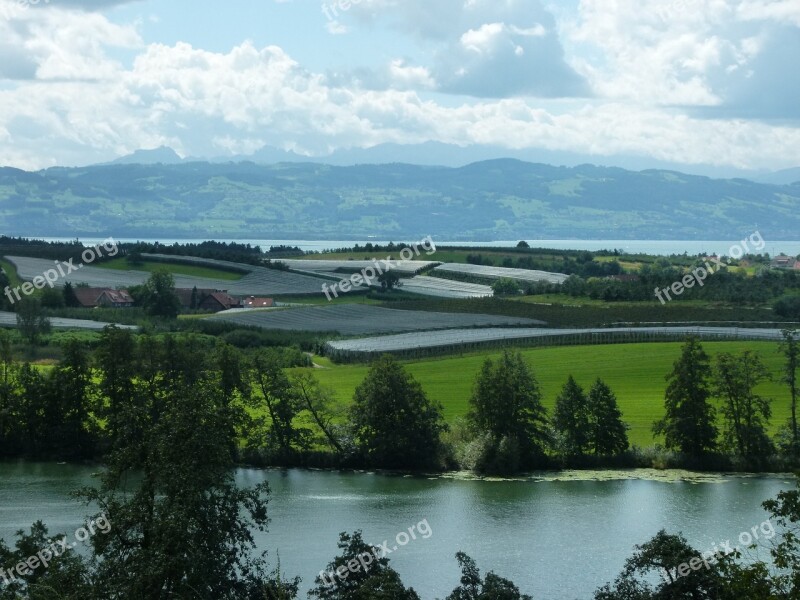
[1,159,798,240]
[106,142,792,182]
[751,167,800,186]
[106,146,185,166]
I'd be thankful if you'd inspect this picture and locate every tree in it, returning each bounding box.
[780,329,800,455]
[291,372,343,453]
[491,278,522,297]
[516,241,530,248]
[81,334,294,598]
[190,285,199,310]
[251,351,310,457]
[350,355,446,470]
[467,350,550,471]
[588,379,629,456]
[653,338,718,457]
[593,529,771,600]
[308,531,419,600]
[139,270,181,318]
[552,376,591,456]
[714,351,773,460]
[62,281,80,307]
[15,297,50,346]
[445,552,533,600]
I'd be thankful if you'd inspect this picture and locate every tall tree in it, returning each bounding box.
[552,376,591,456]
[140,270,181,318]
[291,372,343,453]
[251,351,309,456]
[588,379,629,456]
[468,350,550,468]
[82,335,293,598]
[714,351,773,459]
[780,329,800,455]
[350,355,446,470]
[653,338,718,456]
[62,281,80,307]
[15,297,50,346]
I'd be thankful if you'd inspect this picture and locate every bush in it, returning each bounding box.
[774,294,800,319]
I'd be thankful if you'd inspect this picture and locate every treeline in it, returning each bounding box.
[123,240,263,265]
[531,263,800,305]
[0,236,89,262]
[0,325,532,600]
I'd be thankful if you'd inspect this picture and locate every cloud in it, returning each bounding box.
[335,0,590,98]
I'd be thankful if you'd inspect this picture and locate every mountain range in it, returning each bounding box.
[1,158,799,240]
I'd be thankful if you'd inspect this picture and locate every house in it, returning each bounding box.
[243,296,274,309]
[97,289,134,308]
[175,288,241,312]
[198,291,240,312]
[72,287,134,308]
[771,254,797,269]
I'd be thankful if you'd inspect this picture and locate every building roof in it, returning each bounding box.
[243,296,274,307]
[73,287,106,308]
[99,289,134,304]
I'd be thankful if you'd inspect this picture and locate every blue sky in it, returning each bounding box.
[0,0,798,172]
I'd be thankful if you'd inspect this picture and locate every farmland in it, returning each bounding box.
[209,304,544,336]
[7,255,330,296]
[432,262,570,284]
[306,340,792,447]
[324,325,786,361]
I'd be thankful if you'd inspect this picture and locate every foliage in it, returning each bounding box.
[552,376,591,456]
[445,552,533,600]
[714,351,774,460]
[136,270,181,318]
[350,355,447,470]
[15,297,51,345]
[467,350,550,472]
[588,379,630,456]
[653,338,718,457]
[491,278,522,296]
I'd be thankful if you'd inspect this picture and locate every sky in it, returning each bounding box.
[0,0,798,172]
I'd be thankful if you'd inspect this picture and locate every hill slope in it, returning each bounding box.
[1,159,798,239]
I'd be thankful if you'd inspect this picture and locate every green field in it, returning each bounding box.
[95,257,243,281]
[304,341,792,447]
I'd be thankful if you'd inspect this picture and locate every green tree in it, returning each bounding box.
[491,278,521,297]
[653,338,718,456]
[291,372,343,453]
[140,270,181,318]
[780,329,800,455]
[714,351,773,460]
[445,552,533,600]
[593,529,773,600]
[467,350,550,471]
[350,355,446,470]
[308,531,419,600]
[15,297,50,346]
[552,376,591,457]
[82,334,293,598]
[588,379,629,456]
[251,351,310,457]
[62,281,80,307]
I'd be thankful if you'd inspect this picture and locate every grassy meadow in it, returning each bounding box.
[305,341,792,448]
[95,257,243,281]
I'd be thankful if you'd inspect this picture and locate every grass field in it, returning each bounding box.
[95,257,243,281]
[303,341,792,448]
[0,258,23,288]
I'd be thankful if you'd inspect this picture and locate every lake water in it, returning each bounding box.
[0,463,793,599]
[35,237,800,257]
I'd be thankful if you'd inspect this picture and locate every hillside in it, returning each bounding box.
[1,159,798,239]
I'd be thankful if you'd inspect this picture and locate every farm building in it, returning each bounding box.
[176,288,241,311]
[73,287,134,308]
[243,296,274,308]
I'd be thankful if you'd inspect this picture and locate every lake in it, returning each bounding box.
[0,463,793,599]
